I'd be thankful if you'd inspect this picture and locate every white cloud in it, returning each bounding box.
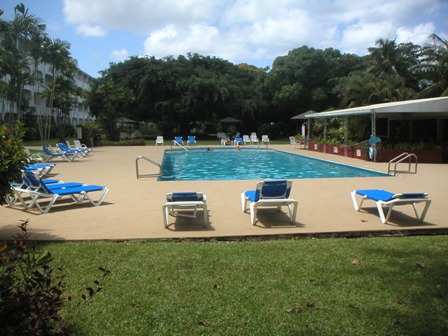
[396,22,436,46]
[339,21,395,55]
[75,23,106,37]
[63,0,445,68]
[110,49,129,62]
[143,24,219,58]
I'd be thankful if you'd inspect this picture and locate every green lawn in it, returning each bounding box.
[42,236,448,335]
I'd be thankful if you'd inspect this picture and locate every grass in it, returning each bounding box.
[41,236,448,335]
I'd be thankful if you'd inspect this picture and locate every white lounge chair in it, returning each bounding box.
[241,180,298,225]
[155,136,164,146]
[351,189,431,224]
[217,132,226,140]
[163,192,208,228]
[289,136,299,148]
[250,133,259,145]
[74,140,92,154]
[242,135,251,145]
[261,135,270,144]
[24,148,44,163]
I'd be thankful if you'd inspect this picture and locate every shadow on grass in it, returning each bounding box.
[351,240,448,335]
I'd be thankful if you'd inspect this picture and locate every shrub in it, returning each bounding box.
[257,122,282,139]
[0,221,111,335]
[102,138,146,146]
[0,221,66,335]
[0,122,28,205]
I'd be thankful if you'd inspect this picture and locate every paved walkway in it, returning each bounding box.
[1,145,447,241]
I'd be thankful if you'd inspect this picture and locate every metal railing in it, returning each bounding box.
[171,140,188,151]
[136,155,162,179]
[388,152,418,175]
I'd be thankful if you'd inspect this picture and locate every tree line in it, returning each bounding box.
[88,36,447,139]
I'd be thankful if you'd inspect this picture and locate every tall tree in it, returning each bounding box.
[417,34,448,97]
[40,38,77,142]
[0,4,46,124]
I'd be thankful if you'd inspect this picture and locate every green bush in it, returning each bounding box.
[0,122,28,205]
[0,221,66,335]
[101,138,146,146]
[0,221,111,335]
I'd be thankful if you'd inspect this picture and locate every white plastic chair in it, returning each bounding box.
[155,136,164,146]
[243,135,251,144]
[250,134,259,145]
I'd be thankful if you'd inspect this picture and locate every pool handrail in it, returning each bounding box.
[136,155,162,179]
[172,140,188,152]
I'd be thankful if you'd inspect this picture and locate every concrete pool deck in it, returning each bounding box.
[1,144,447,241]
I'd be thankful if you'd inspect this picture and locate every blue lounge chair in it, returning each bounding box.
[351,189,431,224]
[234,137,244,145]
[57,142,89,157]
[174,136,183,145]
[23,162,56,176]
[42,145,78,162]
[162,192,208,228]
[187,135,196,145]
[241,180,298,225]
[14,170,109,213]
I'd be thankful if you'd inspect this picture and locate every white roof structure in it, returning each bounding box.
[304,97,448,119]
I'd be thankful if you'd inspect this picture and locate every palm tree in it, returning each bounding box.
[417,34,448,97]
[40,38,77,142]
[368,38,401,77]
[0,3,46,123]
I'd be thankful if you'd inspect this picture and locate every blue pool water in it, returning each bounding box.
[160,148,388,181]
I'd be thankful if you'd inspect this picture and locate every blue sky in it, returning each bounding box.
[2,0,447,78]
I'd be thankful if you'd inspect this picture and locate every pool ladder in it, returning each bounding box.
[136,155,162,179]
[387,152,418,175]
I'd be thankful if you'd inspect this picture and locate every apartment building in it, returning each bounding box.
[0,62,95,126]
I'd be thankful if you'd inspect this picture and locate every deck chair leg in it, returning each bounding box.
[290,201,299,223]
[162,205,170,228]
[250,203,258,225]
[202,204,209,226]
[419,200,431,222]
[351,191,363,211]
[376,201,389,224]
[241,193,248,212]
[411,203,420,221]
[35,195,60,214]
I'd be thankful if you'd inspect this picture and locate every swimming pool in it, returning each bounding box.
[160,148,388,181]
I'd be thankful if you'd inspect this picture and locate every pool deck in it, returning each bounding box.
[1,144,447,241]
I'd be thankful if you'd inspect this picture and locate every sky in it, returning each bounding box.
[1,0,447,78]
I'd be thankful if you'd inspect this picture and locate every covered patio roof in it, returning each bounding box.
[304,97,448,119]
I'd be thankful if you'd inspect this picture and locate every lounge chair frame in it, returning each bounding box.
[241,180,298,225]
[13,171,109,213]
[351,189,431,224]
[42,145,78,162]
[163,192,208,228]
